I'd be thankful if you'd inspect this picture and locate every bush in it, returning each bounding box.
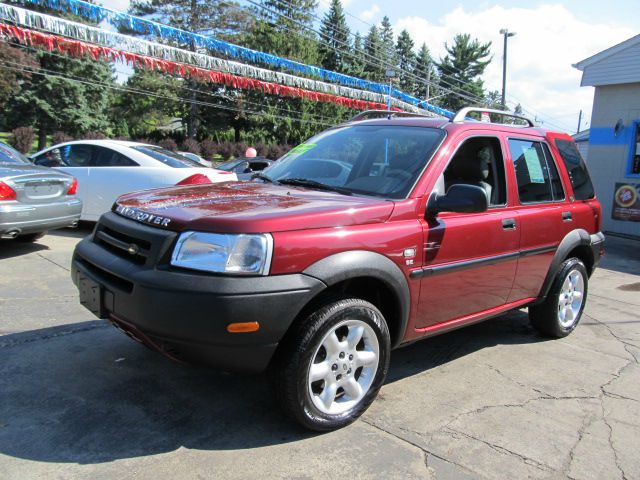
[134,138,157,146]
[79,131,107,140]
[233,142,248,159]
[52,131,73,145]
[158,138,178,151]
[217,141,234,161]
[255,142,268,157]
[9,127,35,154]
[268,144,291,160]
[181,138,201,155]
[200,139,217,160]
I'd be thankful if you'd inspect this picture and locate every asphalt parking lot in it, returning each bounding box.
[1,226,639,479]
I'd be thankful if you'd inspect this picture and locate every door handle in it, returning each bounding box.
[502,218,517,230]
[562,211,573,222]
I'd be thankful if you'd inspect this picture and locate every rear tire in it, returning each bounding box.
[269,296,390,431]
[17,232,46,243]
[529,258,588,338]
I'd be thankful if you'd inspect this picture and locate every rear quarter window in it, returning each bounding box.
[554,139,595,200]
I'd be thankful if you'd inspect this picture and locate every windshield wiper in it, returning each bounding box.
[251,172,279,184]
[278,178,353,196]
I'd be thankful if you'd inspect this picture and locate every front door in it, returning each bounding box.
[415,134,520,330]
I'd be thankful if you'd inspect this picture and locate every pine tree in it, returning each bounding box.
[319,0,350,73]
[363,26,384,82]
[348,32,366,77]
[437,33,492,111]
[7,53,114,149]
[414,43,437,100]
[395,29,415,93]
[379,16,397,72]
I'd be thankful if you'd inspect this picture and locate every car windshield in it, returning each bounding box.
[263,125,445,198]
[216,159,246,171]
[132,146,203,168]
[0,142,30,165]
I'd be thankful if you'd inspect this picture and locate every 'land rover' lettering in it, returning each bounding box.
[115,205,171,227]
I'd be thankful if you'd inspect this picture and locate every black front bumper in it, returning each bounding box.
[71,213,326,373]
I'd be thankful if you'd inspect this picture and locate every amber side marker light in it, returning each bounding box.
[227,322,260,333]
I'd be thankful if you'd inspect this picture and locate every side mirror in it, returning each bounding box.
[427,184,489,216]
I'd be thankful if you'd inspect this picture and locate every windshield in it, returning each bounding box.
[263,125,445,198]
[0,142,30,165]
[216,159,245,171]
[132,146,203,168]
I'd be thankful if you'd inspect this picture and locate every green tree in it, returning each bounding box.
[348,32,366,77]
[437,33,492,111]
[414,43,438,100]
[395,29,416,93]
[318,0,350,73]
[111,68,182,138]
[248,0,319,64]
[0,44,38,128]
[363,26,384,82]
[379,16,397,72]
[7,53,114,149]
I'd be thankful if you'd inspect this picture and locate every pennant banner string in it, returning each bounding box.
[0,3,431,114]
[8,0,453,118]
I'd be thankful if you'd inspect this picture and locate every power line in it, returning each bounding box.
[244,0,487,106]
[0,58,336,127]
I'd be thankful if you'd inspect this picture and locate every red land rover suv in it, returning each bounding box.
[72,108,604,431]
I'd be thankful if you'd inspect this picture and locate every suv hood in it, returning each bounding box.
[115,182,395,233]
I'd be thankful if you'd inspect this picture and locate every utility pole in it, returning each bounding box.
[577,110,583,133]
[426,62,431,101]
[499,29,516,110]
[385,69,395,111]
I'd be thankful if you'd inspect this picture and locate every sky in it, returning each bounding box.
[101,0,639,133]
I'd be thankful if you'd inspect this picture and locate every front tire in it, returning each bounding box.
[270,297,390,431]
[529,258,588,338]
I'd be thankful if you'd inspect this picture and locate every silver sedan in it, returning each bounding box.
[0,142,82,242]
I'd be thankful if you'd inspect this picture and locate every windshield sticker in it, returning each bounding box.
[522,146,545,184]
[287,143,316,158]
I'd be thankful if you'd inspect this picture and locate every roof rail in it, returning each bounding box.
[452,107,536,127]
[349,110,433,122]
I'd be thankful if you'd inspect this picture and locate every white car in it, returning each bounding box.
[32,140,236,221]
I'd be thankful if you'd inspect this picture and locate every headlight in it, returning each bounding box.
[171,232,273,275]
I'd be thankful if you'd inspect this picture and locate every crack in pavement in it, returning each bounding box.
[36,252,71,272]
[589,293,640,308]
[361,418,477,478]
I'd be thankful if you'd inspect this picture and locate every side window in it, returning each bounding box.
[93,146,138,167]
[509,139,564,203]
[442,137,507,206]
[66,145,94,167]
[554,139,595,200]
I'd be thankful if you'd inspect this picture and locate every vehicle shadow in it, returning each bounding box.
[0,240,49,259]
[48,222,95,239]
[0,311,543,465]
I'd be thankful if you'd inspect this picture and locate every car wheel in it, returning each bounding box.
[529,258,588,338]
[270,296,390,431]
[16,232,47,243]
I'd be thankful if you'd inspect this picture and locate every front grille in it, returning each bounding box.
[92,211,178,266]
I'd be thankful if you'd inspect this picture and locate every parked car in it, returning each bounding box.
[0,141,81,241]
[71,108,604,431]
[216,157,274,180]
[32,140,236,221]
[178,151,212,168]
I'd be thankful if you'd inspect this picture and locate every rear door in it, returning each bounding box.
[506,136,574,302]
[415,133,520,330]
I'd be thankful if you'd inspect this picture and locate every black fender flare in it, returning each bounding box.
[536,228,594,301]
[303,250,411,348]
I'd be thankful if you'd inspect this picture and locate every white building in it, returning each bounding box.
[574,34,640,237]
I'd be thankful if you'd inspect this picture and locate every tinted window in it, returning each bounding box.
[216,160,245,171]
[132,146,203,168]
[0,143,29,164]
[265,126,445,198]
[509,139,563,203]
[554,139,595,200]
[93,146,138,167]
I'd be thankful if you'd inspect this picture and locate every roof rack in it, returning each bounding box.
[452,107,536,127]
[349,110,433,122]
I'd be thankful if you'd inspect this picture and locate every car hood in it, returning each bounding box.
[115,181,395,233]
